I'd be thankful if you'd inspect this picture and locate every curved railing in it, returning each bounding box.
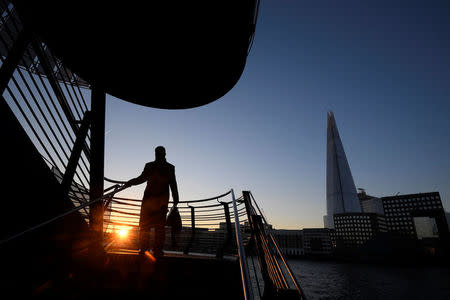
[102,189,249,258]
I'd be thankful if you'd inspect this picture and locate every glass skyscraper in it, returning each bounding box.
[324,112,361,228]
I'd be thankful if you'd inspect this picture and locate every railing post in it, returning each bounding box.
[184,206,195,254]
[232,189,254,300]
[216,202,232,258]
[242,191,254,218]
[191,206,195,229]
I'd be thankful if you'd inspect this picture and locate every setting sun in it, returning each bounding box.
[118,228,129,238]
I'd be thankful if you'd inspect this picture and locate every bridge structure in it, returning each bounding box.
[0,1,305,299]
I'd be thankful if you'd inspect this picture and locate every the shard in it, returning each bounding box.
[324,112,361,228]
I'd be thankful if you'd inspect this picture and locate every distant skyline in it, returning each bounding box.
[106,1,450,229]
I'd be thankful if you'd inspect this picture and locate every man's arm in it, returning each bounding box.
[170,167,179,205]
[124,164,149,188]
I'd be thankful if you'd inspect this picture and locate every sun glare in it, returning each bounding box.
[118,228,129,238]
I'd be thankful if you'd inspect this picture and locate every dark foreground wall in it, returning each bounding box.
[0,96,89,292]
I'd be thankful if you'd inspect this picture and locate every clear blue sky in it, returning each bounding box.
[105,0,450,229]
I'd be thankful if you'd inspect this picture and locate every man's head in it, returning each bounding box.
[155,146,166,160]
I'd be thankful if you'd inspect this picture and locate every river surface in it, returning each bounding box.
[288,259,450,299]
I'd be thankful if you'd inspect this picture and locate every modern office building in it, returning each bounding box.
[381,192,449,239]
[358,189,384,215]
[272,230,304,256]
[333,212,387,249]
[302,228,333,255]
[324,112,361,228]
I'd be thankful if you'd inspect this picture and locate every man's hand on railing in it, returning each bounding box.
[122,181,132,189]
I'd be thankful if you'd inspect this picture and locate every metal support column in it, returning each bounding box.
[89,85,105,252]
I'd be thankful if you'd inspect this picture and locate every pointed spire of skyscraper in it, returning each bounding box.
[324,112,361,228]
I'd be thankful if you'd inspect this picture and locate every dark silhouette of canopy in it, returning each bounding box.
[13,0,259,109]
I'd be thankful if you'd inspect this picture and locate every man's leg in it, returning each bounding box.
[139,211,150,254]
[153,223,165,257]
[139,230,150,254]
[153,206,169,257]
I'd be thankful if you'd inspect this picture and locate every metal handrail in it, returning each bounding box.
[104,177,126,184]
[269,233,305,298]
[245,191,306,299]
[231,189,254,300]
[107,185,232,204]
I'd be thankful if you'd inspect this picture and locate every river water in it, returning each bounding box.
[288,259,450,299]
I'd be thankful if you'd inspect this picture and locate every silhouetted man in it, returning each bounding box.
[124,146,179,257]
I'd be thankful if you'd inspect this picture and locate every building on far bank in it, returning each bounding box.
[272,228,332,256]
[333,212,387,249]
[381,192,449,239]
[272,229,304,256]
[358,188,384,215]
[302,228,333,255]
